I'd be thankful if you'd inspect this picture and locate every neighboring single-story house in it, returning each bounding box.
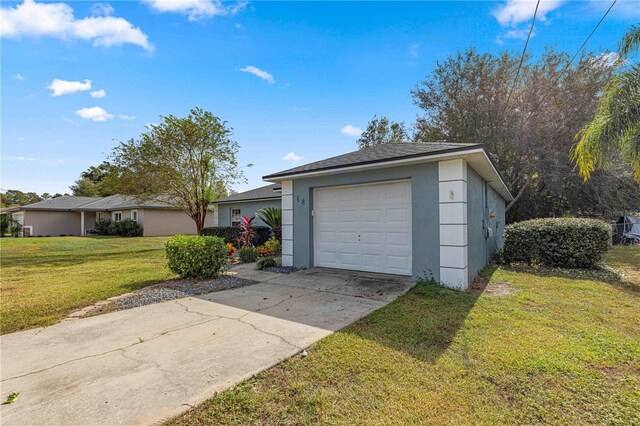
[262,142,513,290]
[6,194,214,237]
[212,184,282,227]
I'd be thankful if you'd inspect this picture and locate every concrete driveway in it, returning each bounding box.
[0,267,413,426]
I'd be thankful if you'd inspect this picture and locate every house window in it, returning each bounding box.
[131,210,138,222]
[112,211,122,222]
[231,208,241,227]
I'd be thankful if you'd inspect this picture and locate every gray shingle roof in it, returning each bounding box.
[20,196,102,210]
[77,194,175,211]
[214,184,281,204]
[263,142,482,179]
[16,194,177,211]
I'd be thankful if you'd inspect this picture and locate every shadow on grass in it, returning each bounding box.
[342,280,482,364]
[497,263,640,297]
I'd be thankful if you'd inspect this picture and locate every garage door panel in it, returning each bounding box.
[317,230,337,243]
[387,232,409,246]
[339,232,358,244]
[361,209,381,223]
[339,253,360,267]
[314,180,412,276]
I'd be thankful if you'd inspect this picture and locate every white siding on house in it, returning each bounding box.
[281,180,294,266]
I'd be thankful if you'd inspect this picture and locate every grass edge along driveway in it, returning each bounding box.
[1,236,174,334]
[169,246,640,425]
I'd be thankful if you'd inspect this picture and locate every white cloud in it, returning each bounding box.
[62,116,77,124]
[119,113,136,120]
[143,0,247,22]
[27,93,36,98]
[7,156,35,161]
[293,106,309,111]
[493,0,563,26]
[47,78,91,96]
[408,42,421,58]
[238,65,275,84]
[12,73,24,80]
[75,106,113,122]
[0,0,152,50]
[341,125,363,137]
[90,89,106,98]
[90,3,114,16]
[283,152,302,162]
[504,28,533,40]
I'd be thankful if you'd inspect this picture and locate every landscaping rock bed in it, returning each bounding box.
[114,277,258,310]
[263,266,299,274]
[76,276,258,318]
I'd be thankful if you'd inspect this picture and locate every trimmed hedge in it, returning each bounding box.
[201,226,271,246]
[501,218,611,268]
[93,218,143,237]
[165,235,227,278]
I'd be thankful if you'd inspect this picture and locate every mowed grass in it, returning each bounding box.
[170,246,640,425]
[0,236,175,334]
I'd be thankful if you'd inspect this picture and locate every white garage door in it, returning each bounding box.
[313,180,412,276]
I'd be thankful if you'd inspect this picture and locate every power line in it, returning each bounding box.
[520,0,618,127]
[505,0,540,111]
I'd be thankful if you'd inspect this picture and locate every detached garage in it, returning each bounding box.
[263,142,513,290]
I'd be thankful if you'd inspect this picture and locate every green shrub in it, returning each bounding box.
[201,226,271,246]
[94,218,111,235]
[107,219,143,237]
[238,246,258,263]
[256,256,278,270]
[165,235,227,278]
[501,218,611,268]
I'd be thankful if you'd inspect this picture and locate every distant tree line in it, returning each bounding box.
[0,190,68,207]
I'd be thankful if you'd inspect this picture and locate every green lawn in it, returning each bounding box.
[170,246,640,425]
[0,236,174,334]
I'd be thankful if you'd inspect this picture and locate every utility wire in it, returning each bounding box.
[520,0,618,127]
[505,0,540,111]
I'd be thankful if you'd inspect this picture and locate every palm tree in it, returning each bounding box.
[571,24,640,183]
[256,207,282,241]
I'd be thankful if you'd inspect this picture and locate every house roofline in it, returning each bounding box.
[263,145,513,202]
[263,144,482,180]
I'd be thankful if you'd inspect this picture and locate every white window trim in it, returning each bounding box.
[112,211,122,222]
[131,210,138,222]
[231,208,241,227]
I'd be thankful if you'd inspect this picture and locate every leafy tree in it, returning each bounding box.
[69,178,101,197]
[411,47,640,222]
[356,115,409,149]
[70,161,120,197]
[111,107,242,235]
[0,190,42,207]
[572,25,640,184]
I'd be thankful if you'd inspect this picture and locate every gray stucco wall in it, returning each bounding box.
[290,163,440,280]
[466,165,506,281]
[216,199,281,227]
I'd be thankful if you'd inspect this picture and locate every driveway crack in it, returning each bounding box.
[1,316,224,382]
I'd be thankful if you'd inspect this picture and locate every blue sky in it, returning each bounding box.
[1,0,638,194]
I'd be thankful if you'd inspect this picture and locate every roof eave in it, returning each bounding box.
[263,145,513,202]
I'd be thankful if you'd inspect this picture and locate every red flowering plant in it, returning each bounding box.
[236,215,256,248]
